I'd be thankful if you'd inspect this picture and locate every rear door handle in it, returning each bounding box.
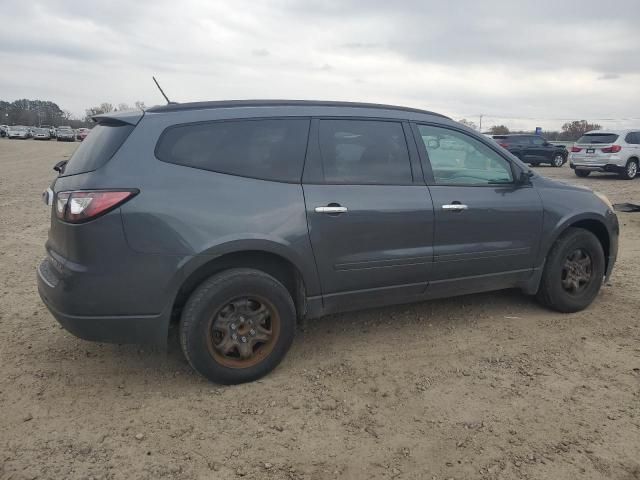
[442,204,468,211]
[315,205,348,214]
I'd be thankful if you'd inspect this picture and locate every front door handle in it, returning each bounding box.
[442,203,468,211]
[315,205,348,214]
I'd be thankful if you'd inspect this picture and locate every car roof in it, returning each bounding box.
[583,129,636,135]
[145,99,450,119]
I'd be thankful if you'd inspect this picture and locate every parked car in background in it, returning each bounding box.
[492,134,567,167]
[7,125,30,139]
[76,128,90,141]
[33,127,51,140]
[41,125,56,137]
[570,130,640,180]
[0,125,7,137]
[55,127,75,142]
[38,100,619,385]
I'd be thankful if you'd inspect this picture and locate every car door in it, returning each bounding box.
[302,118,435,313]
[625,131,640,156]
[412,123,543,296]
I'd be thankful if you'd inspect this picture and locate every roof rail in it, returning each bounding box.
[146,99,449,118]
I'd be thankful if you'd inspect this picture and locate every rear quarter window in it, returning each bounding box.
[61,124,134,176]
[155,118,310,182]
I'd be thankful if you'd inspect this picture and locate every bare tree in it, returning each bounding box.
[458,118,477,130]
[560,120,602,141]
[84,103,115,122]
[489,125,510,135]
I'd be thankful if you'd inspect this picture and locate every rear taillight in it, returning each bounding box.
[498,142,509,148]
[601,145,622,153]
[55,190,138,223]
[571,146,582,152]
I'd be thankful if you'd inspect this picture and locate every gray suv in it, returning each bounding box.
[37,100,619,384]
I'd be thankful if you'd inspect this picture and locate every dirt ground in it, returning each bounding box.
[1,139,639,480]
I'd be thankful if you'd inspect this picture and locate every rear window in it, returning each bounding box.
[577,133,619,144]
[62,123,134,176]
[155,118,310,182]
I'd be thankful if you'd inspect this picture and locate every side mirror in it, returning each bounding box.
[518,169,534,185]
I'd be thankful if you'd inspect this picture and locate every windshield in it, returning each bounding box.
[577,133,619,144]
[11,126,27,131]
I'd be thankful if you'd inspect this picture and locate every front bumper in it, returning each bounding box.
[605,211,619,282]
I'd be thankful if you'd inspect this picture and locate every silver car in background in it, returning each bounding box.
[570,129,640,179]
[7,125,30,139]
[33,127,52,140]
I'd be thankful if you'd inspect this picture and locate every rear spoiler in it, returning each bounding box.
[92,110,143,126]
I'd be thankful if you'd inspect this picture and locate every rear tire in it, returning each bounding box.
[179,268,296,384]
[575,170,591,177]
[536,228,605,313]
[619,159,638,180]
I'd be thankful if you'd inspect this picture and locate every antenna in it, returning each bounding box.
[152,76,173,104]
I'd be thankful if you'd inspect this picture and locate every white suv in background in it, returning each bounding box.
[570,129,640,180]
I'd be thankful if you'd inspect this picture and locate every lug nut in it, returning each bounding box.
[231,324,237,330]
[231,333,237,340]
[241,336,247,343]
[239,316,245,324]
[250,329,256,336]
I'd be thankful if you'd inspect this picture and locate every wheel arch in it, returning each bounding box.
[171,249,310,326]
[545,215,612,271]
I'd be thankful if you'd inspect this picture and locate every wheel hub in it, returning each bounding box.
[207,297,278,368]
[561,248,593,294]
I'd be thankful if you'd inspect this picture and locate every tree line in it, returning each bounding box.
[0,99,146,129]
[459,118,602,141]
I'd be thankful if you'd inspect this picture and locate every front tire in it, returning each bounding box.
[536,228,605,313]
[179,268,296,384]
[620,159,638,180]
[551,154,565,167]
[575,169,591,177]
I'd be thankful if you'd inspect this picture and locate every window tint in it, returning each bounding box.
[625,132,640,144]
[156,119,310,182]
[62,124,133,177]
[577,133,619,144]
[318,120,412,184]
[417,125,513,185]
[531,137,545,146]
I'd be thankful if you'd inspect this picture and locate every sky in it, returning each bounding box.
[1,0,639,131]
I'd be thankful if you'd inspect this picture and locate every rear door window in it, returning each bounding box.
[156,118,310,182]
[317,119,412,184]
[61,124,134,176]
[577,133,619,144]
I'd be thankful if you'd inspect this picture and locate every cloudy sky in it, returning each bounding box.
[1,0,639,131]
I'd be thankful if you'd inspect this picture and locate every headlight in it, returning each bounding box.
[594,191,613,211]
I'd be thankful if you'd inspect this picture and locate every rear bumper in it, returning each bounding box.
[570,162,624,173]
[37,256,172,345]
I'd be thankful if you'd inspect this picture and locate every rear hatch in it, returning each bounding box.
[47,112,142,261]
[572,132,620,162]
